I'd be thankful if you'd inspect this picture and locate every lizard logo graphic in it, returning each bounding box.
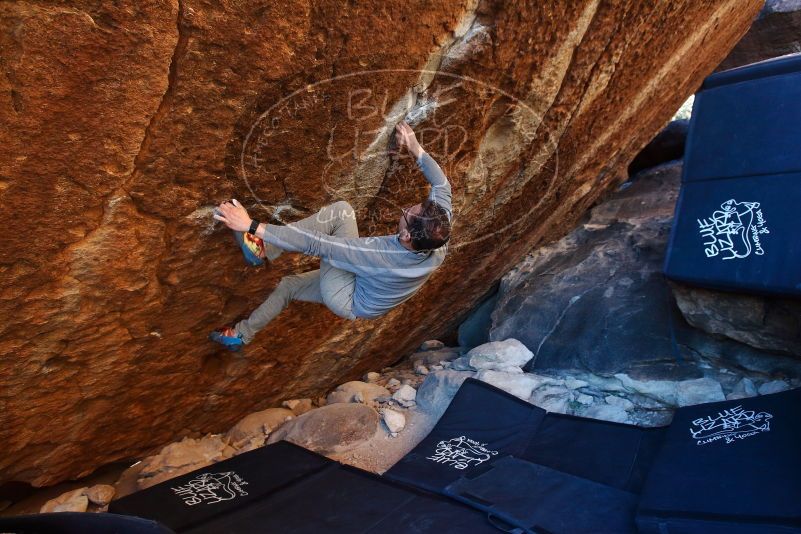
[426,436,499,470]
[171,471,249,506]
[690,405,773,446]
[697,199,769,260]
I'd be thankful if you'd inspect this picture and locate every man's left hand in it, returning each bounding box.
[213,199,252,232]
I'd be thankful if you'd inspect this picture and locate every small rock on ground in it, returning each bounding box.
[392,384,417,403]
[84,484,115,506]
[137,435,235,489]
[676,378,725,407]
[464,339,533,372]
[326,381,390,406]
[364,372,381,383]
[226,408,294,448]
[282,398,314,416]
[381,408,406,433]
[267,403,380,455]
[758,380,790,395]
[40,488,89,513]
[419,340,445,351]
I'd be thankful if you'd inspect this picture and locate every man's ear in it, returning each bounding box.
[399,228,411,242]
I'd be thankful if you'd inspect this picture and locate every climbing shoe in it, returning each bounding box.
[234,231,266,267]
[208,326,245,352]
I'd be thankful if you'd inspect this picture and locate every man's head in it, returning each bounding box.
[398,199,451,251]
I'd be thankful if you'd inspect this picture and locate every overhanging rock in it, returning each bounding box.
[0,0,761,485]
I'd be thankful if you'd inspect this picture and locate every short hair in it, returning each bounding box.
[408,199,451,251]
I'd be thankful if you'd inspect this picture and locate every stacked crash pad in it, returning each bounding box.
[102,378,800,533]
[385,378,665,533]
[107,439,500,533]
[388,378,801,534]
[636,386,801,534]
[664,53,801,295]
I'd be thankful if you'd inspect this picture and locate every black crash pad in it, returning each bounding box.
[664,53,801,296]
[637,387,801,534]
[109,438,501,533]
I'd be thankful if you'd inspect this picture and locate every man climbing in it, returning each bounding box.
[209,121,452,351]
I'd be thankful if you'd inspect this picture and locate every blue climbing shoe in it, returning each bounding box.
[208,326,245,351]
[234,231,266,267]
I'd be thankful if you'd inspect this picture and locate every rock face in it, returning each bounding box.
[627,119,689,177]
[137,435,235,490]
[718,0,801,71]
[490,163,685,375]
[0,1,760,485]
[489,162,801,383]
[266,403,380,454]
[457,289,500,348]
[225,407,294,449]
[671,283,801,357]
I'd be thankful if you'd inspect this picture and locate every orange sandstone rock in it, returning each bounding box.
[0,0,760,485]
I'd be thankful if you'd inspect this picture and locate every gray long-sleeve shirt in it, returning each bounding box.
[262,152,452,319]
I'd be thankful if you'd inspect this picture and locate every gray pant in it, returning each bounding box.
[234,201,358,343]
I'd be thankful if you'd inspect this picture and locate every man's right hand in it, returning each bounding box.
[394,121,424,160]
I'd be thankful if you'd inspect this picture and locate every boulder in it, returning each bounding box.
[727,377,758,400]
[0,0,763,486]
[233,436,267,455]
[564,378,589,390]
[392,384,417,407]
[671,283,801,358]
[327,381,391,407]
[410,347,462,367]
[137,435,234,489]
[40,488,89,514]
[463,339,534,372]
[530,384,572,413]
[419,340,445,351]
[38,483,115,513]
[616,373,679,406]
[267,403,380,454]
[85,484,115,506]
[758,380,791,395]
[480,158,801,427]
[381,409,406,433]
[282,398,314,416]
[490,164,684,375]
[416,370,474,417]
[226,408,295,448]
[628,119,689,177]
[364,372,382,383]
[490,162,801,382]
[676,378,726,407]
[718,0,801,71]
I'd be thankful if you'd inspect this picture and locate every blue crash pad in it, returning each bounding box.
[637,387,801,534]
[664,53,801,296]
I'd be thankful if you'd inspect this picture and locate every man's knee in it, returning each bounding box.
[331,200,353,212]
[327,201,358,237]
[275,274,304,296]
[329,200,355,220]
